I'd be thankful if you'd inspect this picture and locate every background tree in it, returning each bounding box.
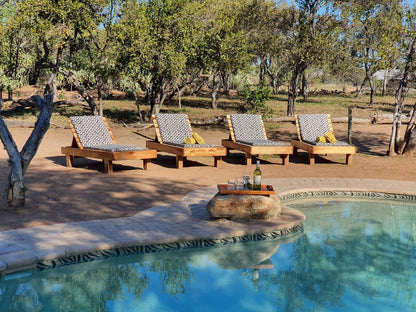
[201,0,252,109]
[286,0,337,116]
[242,1,294,94]
[336,0,406,105]
[117,0,205,117]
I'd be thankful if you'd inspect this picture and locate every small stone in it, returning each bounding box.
[206,193,281,220]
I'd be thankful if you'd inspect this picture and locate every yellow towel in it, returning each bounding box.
[316,136,326,143]
[192,132,205,145]
[324,132,337,143]
[184,136,196,144]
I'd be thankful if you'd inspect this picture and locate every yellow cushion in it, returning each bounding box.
[184,136,196,144]
[324,132,337,143]
[316,136,326,143]
[192,132,205,144]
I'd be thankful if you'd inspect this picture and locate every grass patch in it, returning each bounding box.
[4,85,416,128]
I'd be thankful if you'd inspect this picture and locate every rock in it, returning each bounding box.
[208,239,280,269]
[206,193,281,220]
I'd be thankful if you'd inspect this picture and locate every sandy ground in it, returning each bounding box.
[1,120,416,231]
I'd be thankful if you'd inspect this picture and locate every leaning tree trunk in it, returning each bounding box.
[58,68,98,115]
[387,36,416,156]
[0,93,54,207]
[402,103,416,155]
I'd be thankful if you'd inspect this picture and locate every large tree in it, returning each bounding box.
[242,0,294,94]
[117,0,206,117]
[336,0,406,105]
[0,0,114,207]
[286,0,336,116]
[201,0,252,109]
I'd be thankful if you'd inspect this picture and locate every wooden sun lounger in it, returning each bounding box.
[145,114,227,169]
[61,116,157,174]
[291,114,357,165]
[221,114,293,165]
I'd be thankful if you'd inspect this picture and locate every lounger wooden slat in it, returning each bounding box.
[146,114,227,168]
[221,114,293,165]
[291,114,357,165]
[61,115,157,174]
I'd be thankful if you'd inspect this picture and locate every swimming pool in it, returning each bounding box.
[1,199,415,311]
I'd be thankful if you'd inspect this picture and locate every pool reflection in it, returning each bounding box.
[0,232,303,312]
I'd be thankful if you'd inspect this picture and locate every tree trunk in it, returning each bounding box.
[357,76,367,98]
[382,69,389,96]
[58,68,98,115]
[0,93,54,207]
[287,62,306,116]
[402,102,416,155]
[287,74,298,116]
[387,36,416,156]
[211,73,220,109]
[259,56,267,82]
[369,76,375,105]
[7,86,12,101]
[301,72,308,100]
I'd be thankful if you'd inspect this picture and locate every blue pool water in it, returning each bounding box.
[1,200,416,311]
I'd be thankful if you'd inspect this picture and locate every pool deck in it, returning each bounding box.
[1,177,416,276]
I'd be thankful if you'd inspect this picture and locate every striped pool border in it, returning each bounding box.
[37,224,303,271]
[36,189,416,272]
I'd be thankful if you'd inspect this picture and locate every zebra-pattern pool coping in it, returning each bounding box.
[2,178,416,277]
[37,224,304,271]
[37,190,416,272]
[281,190,416,203]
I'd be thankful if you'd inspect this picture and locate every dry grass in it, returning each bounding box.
[3,84,416,128]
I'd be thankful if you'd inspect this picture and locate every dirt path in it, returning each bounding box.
[0,121,415,231]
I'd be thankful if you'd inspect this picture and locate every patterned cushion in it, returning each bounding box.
[230,114,266,142]
[164,142,219,148]
[238,139,286,146]
[304,140,350,146]
[70,116,146,151]
[297,114,331,142]
[85,144,146,152]
[70,116,114,147]
[155,114,192,144]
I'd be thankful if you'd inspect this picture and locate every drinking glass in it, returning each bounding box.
[236,178,244,190]
[227,179,236,190]
[242,170,251,189]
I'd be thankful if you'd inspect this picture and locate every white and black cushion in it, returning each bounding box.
[70,116,146,152]
[297,114,349,146]
[230,114,285,146]
[156,114,218,148]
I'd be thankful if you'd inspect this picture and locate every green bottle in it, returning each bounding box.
[253,160,262,190]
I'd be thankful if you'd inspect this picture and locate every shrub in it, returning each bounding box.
[240,79,273,118]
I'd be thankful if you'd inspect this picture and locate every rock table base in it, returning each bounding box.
[206,193,282,220]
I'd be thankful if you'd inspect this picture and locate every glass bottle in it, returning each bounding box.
[253,160,262,190]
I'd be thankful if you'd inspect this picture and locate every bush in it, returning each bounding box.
[240,79,273,118]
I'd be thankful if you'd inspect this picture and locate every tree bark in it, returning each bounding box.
[301,72,308,100]
[58,68,98,115]
[382,69,389,96]
[402,102,416,155]
[387,36,416,156]
[287,61,307,116]
[0,93,54,207]
[211,72,220,109]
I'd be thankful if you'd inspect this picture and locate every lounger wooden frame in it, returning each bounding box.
[61,117,157,174]
[146,114,227,169]
[221,115,293,166]
[291,114,357,165]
